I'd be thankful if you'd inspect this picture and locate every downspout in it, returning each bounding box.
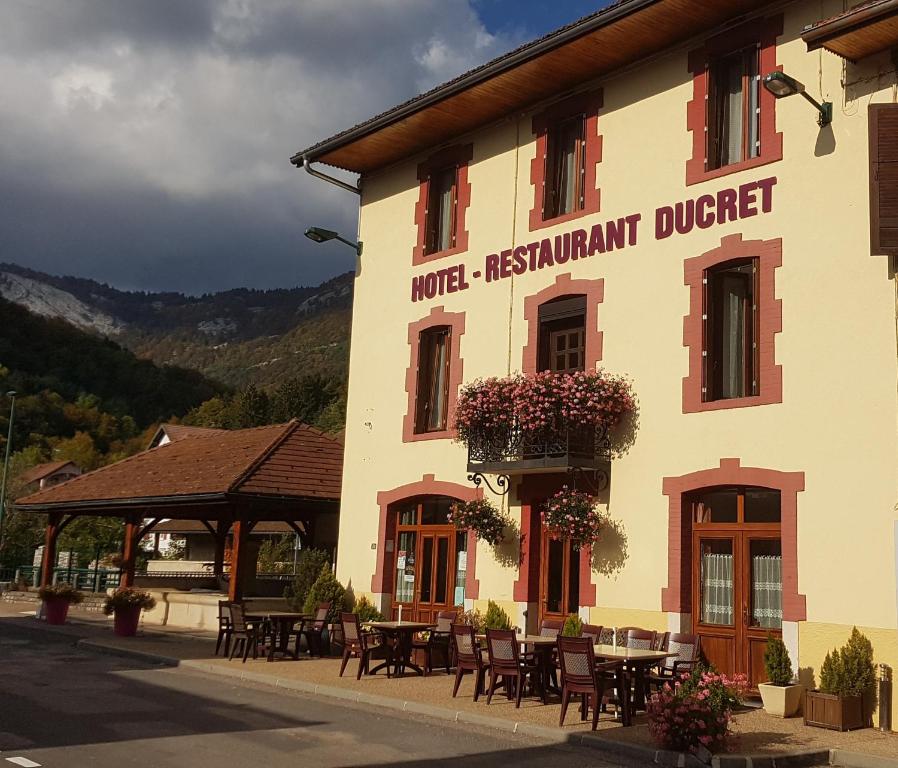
[301,155,361,196]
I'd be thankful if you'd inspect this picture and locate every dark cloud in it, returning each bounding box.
[0,0,523,294]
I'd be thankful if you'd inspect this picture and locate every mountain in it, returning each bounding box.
[0,263,353,390]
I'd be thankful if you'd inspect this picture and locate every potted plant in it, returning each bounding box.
[38,583,84,625]
[449,499,506,546]
[540,486,604,547]
[805,627,875,731]
[758,634,802,717]
[561,613,583,637]
[103,587,156,637]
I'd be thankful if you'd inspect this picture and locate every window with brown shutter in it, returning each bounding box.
[707,46,760,172]
[869,104,898,256]
[543,114,586,220]
[415,326,451,433]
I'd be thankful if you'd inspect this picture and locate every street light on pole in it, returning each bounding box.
[0,390,18,547]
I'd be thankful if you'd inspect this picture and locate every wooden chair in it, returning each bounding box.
[295,602,331,657]
[215,600,232,656]
[485,629,542,708]
[450,623,489,701]
[557,636,625,730]
[648,633,702,690]
[227,602,270,663]
[580,624,603,644]
[626,628,656,650]
[339,612,385,680]
[539,618,564,637]
[412,610,456,675]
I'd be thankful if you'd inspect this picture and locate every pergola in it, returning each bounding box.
[14,421,343,602]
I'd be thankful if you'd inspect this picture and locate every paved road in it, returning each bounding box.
[0,623,639,768]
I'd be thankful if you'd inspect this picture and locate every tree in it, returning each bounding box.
[232,384,270,428]
[257,534,294,573]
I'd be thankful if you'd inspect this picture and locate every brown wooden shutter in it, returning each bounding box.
[870,104,898,256]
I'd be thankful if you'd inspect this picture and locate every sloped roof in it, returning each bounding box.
[803,0,898,60]
[16,422,343,510]
[20,461,79,485]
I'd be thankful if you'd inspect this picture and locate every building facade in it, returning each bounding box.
[296,0,898,712]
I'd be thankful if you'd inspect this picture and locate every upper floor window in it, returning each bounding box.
[708,47,759,171]
[426,165,458,255]
[538,296,586,373]
[415,326,451,433]
[544,114,586,220]
[704,259,758,402]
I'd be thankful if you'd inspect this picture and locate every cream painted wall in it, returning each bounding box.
[337,0,898,688]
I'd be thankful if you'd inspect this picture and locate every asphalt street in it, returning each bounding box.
[0,622,641,768]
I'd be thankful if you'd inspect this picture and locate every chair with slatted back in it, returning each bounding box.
[296,602,331,658]
[580,624,603,644]
[647,633,702,691]
[412,610,456,675]
[557,636,626,730]
[339,612,386,680]
[450,623,490,701]
[215,600,232,656]
[485,629,542,708]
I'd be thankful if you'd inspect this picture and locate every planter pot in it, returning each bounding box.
[113,605,142,637]
[804,689,865,731]
[759,683,803,718]
[44,598,70,625]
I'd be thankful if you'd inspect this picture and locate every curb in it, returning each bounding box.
[830,751,898,768]
[77,639,180,666]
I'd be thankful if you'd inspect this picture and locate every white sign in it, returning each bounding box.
[457,551,467,571]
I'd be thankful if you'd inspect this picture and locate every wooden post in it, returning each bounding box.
[120,515,139,588]
[40,511,62,588]
[213,519,230,578]
[228,517,248,602]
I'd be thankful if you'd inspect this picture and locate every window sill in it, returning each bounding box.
[406,428,456,442]
[686,150,782,187]
[529,202,600,233]
[686,392,780,413]
[413,244,468,267]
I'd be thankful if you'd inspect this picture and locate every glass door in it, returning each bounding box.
[694,535,739,677]
[540,533,580,623]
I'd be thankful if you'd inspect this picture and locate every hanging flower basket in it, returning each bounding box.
[540,486,604,547]
[448,499,506,546]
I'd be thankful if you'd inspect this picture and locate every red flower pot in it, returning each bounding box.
[113,605,142,637]
[44,598,70,625]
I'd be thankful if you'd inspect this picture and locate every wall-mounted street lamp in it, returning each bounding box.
[304,226,363,256]
[762,71,832,127]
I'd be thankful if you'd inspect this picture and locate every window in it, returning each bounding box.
[707,47,760,171]
[425,165,458,255]
[537,296,586,373]
[704,259,758,401]
[690,486,781,525]
[415,326,451,433]
[869,104,898,256]
[544,114,586,220]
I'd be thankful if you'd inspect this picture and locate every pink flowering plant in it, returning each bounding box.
[540,486,603,546]
[647,668,749,754]
[448,499,506,546]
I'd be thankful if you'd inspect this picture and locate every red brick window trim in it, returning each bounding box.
[412,144,473,266]
[403,306,465,442]
[661,458,806,622]
[522,273,604,375]
[686,15,783,187]
[529,91,603,232]
[372,475,482,599]
[682,234,782,413]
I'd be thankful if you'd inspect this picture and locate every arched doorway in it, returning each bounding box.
[390,496,467,623]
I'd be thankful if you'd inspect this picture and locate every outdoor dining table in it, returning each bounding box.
[364,621,435,677]
[245,611,310,662]
[592,645,677,726]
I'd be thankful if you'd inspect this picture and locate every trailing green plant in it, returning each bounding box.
[484,600,512,631]
[283,548,331,611]
[820,627,875,697]
[102,587,156,615]
[38,583,84,604]
[561,613,583,637]
[353,595,383,623]
[303,564,351,624]
[763,634,794,686]
[458,608,485,634]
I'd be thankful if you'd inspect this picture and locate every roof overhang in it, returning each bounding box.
[802,0,898,61]
[292,0,777,174]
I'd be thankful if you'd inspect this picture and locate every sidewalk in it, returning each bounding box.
[2,602,896,768]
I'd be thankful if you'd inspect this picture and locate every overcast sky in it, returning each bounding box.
[0,0,609,294]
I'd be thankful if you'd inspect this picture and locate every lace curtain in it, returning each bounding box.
[701,552,734,625]
[751,554,783,629]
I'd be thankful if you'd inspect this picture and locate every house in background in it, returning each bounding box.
[20,461,81,492]
[147,423,225,450]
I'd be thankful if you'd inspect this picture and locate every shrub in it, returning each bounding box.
[448,499,506,546]
[820,627,876,697]
[353,595,383,623]
[458,608,485,634]
[763,634,794,686]
[647,668,748,754]
[303,565,351,624]
[283,549,331,611]
[38,583,84,604]
[103,587,156,616]
[484,600,512,631]
[562,613,582,637]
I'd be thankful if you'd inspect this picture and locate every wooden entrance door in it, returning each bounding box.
[415,530,454,624]
[690,486,783,690]
[539,533,580,624]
